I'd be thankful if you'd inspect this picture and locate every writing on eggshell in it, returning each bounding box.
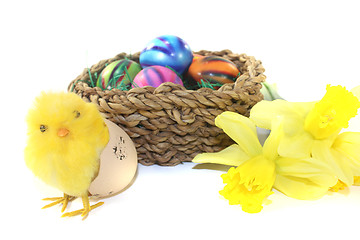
[88,119,138,198]
[132,66,183,88]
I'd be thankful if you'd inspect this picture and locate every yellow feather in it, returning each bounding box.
[24,92,109,197]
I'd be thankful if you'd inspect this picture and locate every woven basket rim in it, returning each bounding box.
[68,49,265,95]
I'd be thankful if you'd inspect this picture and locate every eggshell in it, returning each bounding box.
[88,119,138,198]
[132,65,183,88]
[192,54,204,62]
[187,55,240,90]
[139,35,193,74]
[96,59,142,90]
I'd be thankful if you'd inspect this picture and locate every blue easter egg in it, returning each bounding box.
[140,35,193,74]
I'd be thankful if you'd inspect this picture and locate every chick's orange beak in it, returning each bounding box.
[57,128,70,137]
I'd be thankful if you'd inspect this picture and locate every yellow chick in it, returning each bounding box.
[24,92,110,219]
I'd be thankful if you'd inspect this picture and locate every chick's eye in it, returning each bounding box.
[40,125,48,133]
[74,110,81,118]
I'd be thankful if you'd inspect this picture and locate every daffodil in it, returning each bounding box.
[352,85,360,98]
[193,112,337,213]
[250,85,360,188]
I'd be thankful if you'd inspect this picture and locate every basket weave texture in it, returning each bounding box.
[68,50,266,166]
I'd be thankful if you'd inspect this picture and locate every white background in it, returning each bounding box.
[1,0,360,239]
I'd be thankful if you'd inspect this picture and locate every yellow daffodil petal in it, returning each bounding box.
[332,132,360,176]
[192,144,251,166]
[274,174,331,200]
[275,157,338,187]
[312,140,354,186]
[330,149,356,185]
[215,111,262,158]
[219,155,276,213]
[349,86,360,132]
[278,131,314,159]
[250,100,313,133]
[351,85,360,99]
[304,85,360,139]
[263,117,283,161]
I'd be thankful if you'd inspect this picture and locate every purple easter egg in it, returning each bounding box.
[132,66,184,88]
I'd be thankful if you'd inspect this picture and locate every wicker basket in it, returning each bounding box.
[68,49,266,166]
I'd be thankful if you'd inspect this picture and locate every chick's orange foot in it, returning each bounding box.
[61,195,104,220]
[42,193,76,212]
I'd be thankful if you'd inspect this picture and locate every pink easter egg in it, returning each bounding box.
[132,66,183,88]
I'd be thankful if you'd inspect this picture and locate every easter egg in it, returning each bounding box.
[89,119,138,198]
[140,35,193,74]
[187,56,240,89]
[96,59,141,90]
[132,66,183,88]
[192,54,204,62]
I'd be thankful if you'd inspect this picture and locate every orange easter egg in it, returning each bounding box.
[187,56,240,89]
